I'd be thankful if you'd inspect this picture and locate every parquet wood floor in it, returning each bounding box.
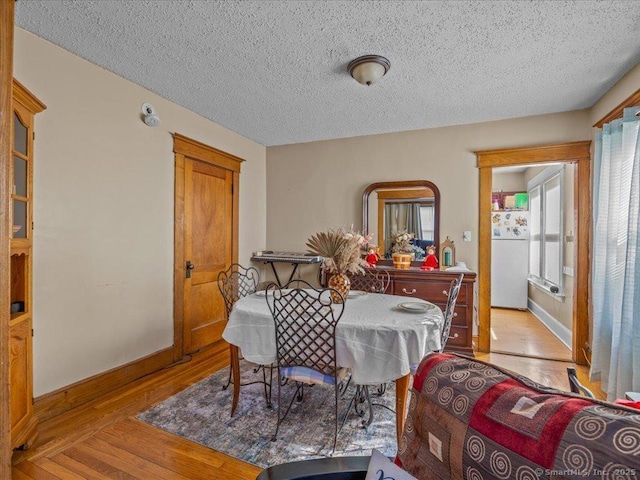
[11,338,604,479]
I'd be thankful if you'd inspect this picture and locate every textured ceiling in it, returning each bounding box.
[15,1,640,147]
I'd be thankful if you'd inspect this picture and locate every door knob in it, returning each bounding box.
[186,261,195,278]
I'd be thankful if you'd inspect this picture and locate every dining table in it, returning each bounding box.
[222,289,444,444]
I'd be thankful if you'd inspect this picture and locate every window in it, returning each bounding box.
[528,166,563,293]
[419,204,434,242]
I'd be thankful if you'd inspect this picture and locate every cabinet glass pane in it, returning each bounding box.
[14,156,27,197]
[13,200,27,239]
[13,112,28,155]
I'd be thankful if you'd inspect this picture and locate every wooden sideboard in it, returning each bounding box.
[375,263,476,356]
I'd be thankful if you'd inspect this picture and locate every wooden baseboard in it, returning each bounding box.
[34,347,176,423]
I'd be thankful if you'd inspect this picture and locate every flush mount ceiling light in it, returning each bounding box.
[348,55,391,86]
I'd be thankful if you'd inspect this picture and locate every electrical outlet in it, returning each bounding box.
[463,231,472,242]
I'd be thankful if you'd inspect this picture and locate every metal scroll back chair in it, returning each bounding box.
[347,269,391,294]
[439,273,464,352]
[217,263,271,413]
[266,280,347,452]
[348,269,391,401]
[409,274,464,376]
[567,367,595,398]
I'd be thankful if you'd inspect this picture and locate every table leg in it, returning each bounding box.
[395,373,411,445]
[230,344,240,416]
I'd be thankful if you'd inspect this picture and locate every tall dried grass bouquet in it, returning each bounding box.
[306,227,372,275]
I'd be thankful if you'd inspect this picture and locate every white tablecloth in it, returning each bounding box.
[222,291,443,385]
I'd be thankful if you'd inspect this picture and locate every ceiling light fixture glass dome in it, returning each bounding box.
[348,55,391,86]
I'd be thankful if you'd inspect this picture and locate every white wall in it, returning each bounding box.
[14,29,267,396]
[492,171,525,192]
[590,62,640,125]
[266,111,591,282]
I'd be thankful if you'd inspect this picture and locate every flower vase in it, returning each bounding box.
[328,273,351,303]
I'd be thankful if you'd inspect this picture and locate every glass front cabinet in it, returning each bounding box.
[10,79,45,449]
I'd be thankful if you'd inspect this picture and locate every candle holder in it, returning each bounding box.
[439,237,455,270]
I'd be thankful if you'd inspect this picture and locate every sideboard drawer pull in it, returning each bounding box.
[448,333,459,339]
[442,290,448,296]
[402,288,417,295]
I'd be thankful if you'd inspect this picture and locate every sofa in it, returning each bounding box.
[257,353,640,480]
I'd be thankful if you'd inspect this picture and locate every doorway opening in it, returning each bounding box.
[489,163,574,362]
[475,141,591,366]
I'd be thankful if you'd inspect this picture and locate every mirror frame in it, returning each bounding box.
[362,180,441,257]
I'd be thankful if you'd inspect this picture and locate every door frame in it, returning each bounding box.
[173,133,243,361]
[475,141,591,365]
[1,0,14,474]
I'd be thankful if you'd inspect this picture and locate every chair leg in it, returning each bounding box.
[222,365,233,391]
[272,378,303,442]
[271,371,282,442]
[262,364,273,408]
[342,385,374,429]
[332,382,339,453]
[296,383,304,402]
[227,345,274,413]
[356,385,374,427]
[339,374,352,397]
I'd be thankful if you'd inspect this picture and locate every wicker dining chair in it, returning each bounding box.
[266,280,347,452]
[217,263,272,413]
[347,269,391,294]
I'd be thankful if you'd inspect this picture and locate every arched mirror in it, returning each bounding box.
[362,180,440,259]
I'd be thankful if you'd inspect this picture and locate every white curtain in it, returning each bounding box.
[384,203,422,251]
[590,106,640,400]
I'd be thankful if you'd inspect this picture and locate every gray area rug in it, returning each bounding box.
[136,363,397,468]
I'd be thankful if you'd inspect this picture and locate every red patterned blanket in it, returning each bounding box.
[397,353,640,480]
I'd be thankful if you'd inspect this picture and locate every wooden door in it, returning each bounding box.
[173,134,243,358]
[183,159,232,353]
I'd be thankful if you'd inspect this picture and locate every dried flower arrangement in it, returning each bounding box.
[390,230,415,254]
[306,227,372,275]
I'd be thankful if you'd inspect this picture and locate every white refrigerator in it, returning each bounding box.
[491,211,530,309]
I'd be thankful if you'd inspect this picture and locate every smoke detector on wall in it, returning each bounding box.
[141,103,160,127]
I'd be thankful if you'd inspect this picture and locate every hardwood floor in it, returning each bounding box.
[12,343,262,480]
[490,307,573,361]
[474,352,605,399]
[11,339,604,479]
